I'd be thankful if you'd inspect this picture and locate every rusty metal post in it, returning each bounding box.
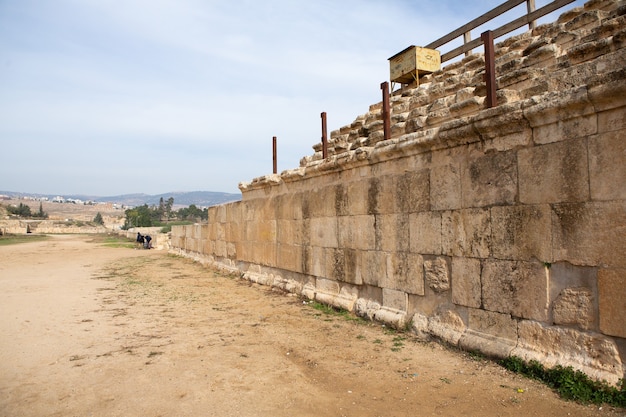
[481,30,497,108]
[381,81,391,141]
[321,112,328,159]
[272,136,277,174]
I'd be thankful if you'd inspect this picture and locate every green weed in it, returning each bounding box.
[499,356,626,407]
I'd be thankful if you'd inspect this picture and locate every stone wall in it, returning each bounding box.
[171,0,626,384]
[0,219,108,235]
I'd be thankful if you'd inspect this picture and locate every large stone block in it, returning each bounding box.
[377,214,410,253]
[310,246,325,277]
[368,176,395,215]
[490,205,552,261]
[383,251,425,295]
[451,257,481,308]
[409,211,442,255]
[589,130,626,200]
[430,163,462,211]
[395,170,430,213]
[467,308,518,341]
[518,138,589,204]
[276,244,302,274]
[345,180,369,215]
[482,260,548,321]
[382,288,408,311]
[428,310,466,346]
[309,217,338,248]
[459,308,518,358]
[532,113,597,145]
[523,86,597,145]
[337,215,376,250]
[461,150,518,207]
[513,320,623,385]
[308,186,336,218]
[598,268,626,338]
[442,208,491,258]
[552,201,626,268]
[360,250,386,287]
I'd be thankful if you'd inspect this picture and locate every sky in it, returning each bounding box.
[0,0,585,196]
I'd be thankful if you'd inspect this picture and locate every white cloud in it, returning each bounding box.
[0,0,586,195]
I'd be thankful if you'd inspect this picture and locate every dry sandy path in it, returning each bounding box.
[0,234,621,416]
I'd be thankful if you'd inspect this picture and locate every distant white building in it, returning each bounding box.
[52,196,65,203]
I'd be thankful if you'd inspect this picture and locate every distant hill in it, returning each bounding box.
[0,190,241,208]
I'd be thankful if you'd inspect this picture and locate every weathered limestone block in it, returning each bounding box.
[276,219,300,244]
[424,257,450,293]
[271,274,303,294]
[214,240,227,258]
[458,309,518,358]
[378,214,409,252]
[451,257,481,308]
[598,268,626,338]
[482,260,548,321]
[277,244,302,274]
[518,137,590,204]
[512,320,623,385]
[395,170,430,213]
[184,237,198,253]
[409,312,431,341]
[437,118,480,148]
[552,201,626,268]
[384,252,425,296]
[314,277,339,301]
[430,163,462,211]
[243,268,274,287]
[589,130,626,200]
[337,215,376,250]
[310,246,325,277]
[309,217,338,248]
[588,76,626,117]
[302,282,316,300]
[315,278,358,312]
[360,250,386,287]
[373,307,408,330]
[428,310,466,346]
[355,298,381,321]
[461,150,518,207]
[563,9,607,33]
[490,204,552,261]
[409,211,442,255]
[567,37,613,65]
[442,208,491,258]
[523,87,597,145]
[381,288,407,311]
[308,186,336,218]
[552,287,594,330]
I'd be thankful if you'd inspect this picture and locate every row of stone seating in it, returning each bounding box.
[303,0,624,166]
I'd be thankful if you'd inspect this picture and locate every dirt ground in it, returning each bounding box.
[0,234,623,417]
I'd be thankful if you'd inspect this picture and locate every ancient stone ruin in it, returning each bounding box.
[171,0,626,384]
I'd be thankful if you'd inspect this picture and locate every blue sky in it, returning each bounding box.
[0,0,584,196]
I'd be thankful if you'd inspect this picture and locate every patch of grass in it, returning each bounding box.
[0,234,49,246]
[500,356,626,407]
[307,301,365,324]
